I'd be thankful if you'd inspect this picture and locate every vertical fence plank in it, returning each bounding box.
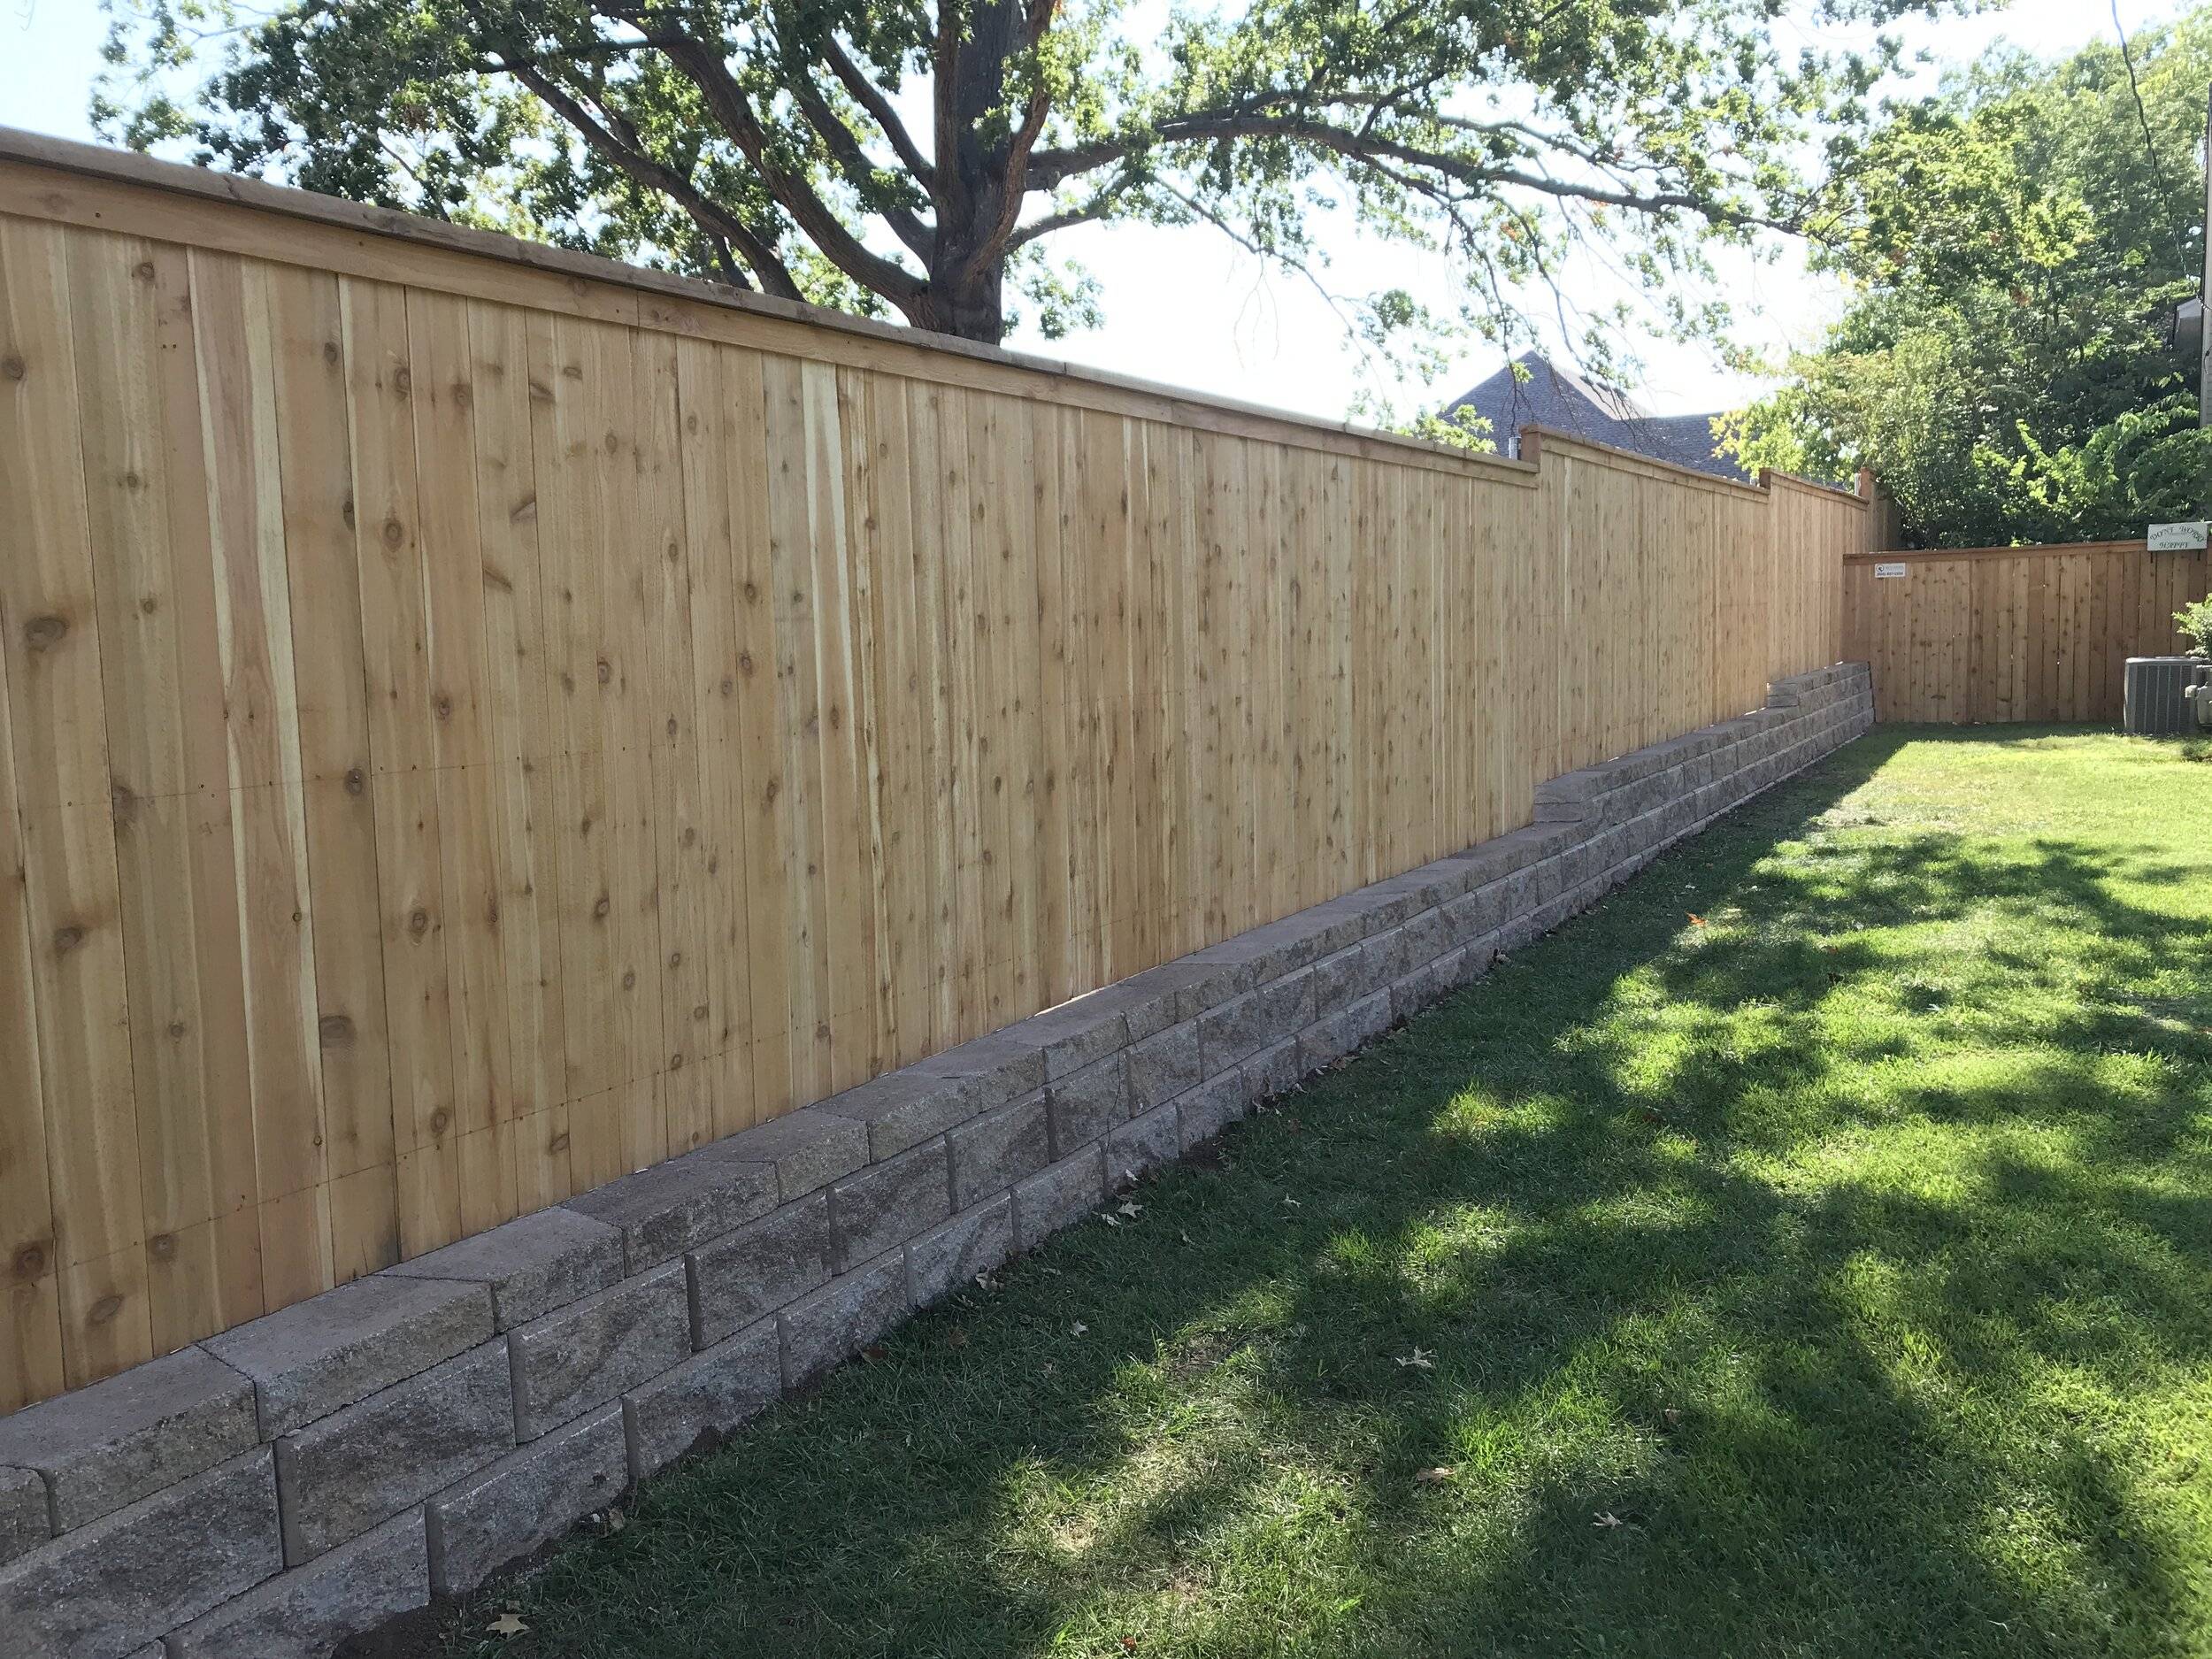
[0,177,1887,1407]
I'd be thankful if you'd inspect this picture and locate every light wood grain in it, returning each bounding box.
[0,173,1866,1408]
[1843,541,2209,723]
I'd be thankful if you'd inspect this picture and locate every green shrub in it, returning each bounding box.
[2177,595,2212,658]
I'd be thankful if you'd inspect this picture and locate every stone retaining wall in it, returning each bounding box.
[0,664,1873,1659]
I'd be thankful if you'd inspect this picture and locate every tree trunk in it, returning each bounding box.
[916,259,1008,343]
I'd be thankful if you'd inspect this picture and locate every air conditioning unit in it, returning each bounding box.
[2125,657,2206,735]
[2185,669,2212,732]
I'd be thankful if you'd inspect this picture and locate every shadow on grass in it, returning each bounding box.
[427,728,2212,1659]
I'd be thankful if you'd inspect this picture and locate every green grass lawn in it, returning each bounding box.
[436,727,2212,1659]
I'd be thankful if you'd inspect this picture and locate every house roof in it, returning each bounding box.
[1444,349,1748,484]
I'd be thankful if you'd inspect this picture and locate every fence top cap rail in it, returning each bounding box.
[0,123,1551,482]
[1848,539,2156,563]
[1520,422,1867,506]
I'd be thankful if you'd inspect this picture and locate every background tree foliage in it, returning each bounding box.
[1724,8,2212,547]
[100,0,1941,373]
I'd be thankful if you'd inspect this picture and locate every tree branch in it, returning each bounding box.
[820,34,940,195]
[781,63,938,260]
[660,37,930,308]
[496,56,803,298]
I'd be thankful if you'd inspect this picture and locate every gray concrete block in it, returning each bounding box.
[1359,925,1419,992]
[1016,994,1132,1079]
[165,1507,426,1659]
[1442,881,1508,944]
[1310,942,1369,1017]
[204,1274,495,1440]
[1012,1147,1106,1250]
[1175,1071,1251,1148]
[780,1252,910,1389]
[1106,1103,1182,1187]
[273,1340,512,1565]
[715,1108,868,1201]
[1451,837,1530,887]
[1391,951,1461,1022]
[1531,853,1568,904]
[1297,990,1394,1073]
[830,1141,952,1271]
[624,1320,780,1480]
[1400,905,1453,967]
[0,1345,255,1535]
[818,1068,979,1161]
[426,1404,625,1596]
[1045,1050,1130,1155]
[910,1029,1046,1110]
[1111,959,1238,1036]
[1126,1019,1201,1111]
[1241,1036,1306,1103]
[947,1093,1050,1210]
[383,1205,625,1331]
[562,1143,779,1272]
[1198,970,1313,1074]
[510,1262,691,1440]
[0,1466,42,1569]
[1187,906,1341,984]
[688,1194,832,1346]
[1348,876,1431,935]
[0,1448,279,1659]
[908,1196,1015,1308]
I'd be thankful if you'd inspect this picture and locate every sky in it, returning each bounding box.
[0,0,2193,422]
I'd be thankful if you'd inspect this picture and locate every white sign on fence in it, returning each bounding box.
[2147,520,2208,551]
[1873,562,1909,579]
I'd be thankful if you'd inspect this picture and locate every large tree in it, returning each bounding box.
[100,0,1942,356]
[1724,9,2212,547]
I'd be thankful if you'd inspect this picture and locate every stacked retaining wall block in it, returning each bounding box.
[0,664,1873,1659]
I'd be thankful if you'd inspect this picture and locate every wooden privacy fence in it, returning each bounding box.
[1844,541,2212,724]
[0,130,1868,1411]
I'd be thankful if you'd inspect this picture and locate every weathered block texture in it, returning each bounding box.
[0,1466,44,1569]
[908,1198,1016,1309]
[509,1263,692,1440]
[273,1341,512,1565]
[425,1405,626,1596]
[204,1276,493,1440]
[830,1143,953,1271]
[562,1147,779,1272]
[0,1449,280,1659]
[780,1254,910,1390]
[0,1346,255,1533]
[688,1194,834,1347]
[1013,1148,1106,1250]
[384,1207,625,1331]
[0,664,1870,1659]
[625,1321,781,1480]
[164,1509,427,1659]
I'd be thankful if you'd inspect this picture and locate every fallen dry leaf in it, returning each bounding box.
[946,1325,970,1350]
[860,1343,889,1364]
[1594,1511,1624,1528]
[1071,1321,1088,1337]
[1414,1466,1455,1486]
[1395,1348,1435,1371]
[604,1506,626,1534]
[1687,912,1707,927]
[1117,1200,1142,1219]
[1662,1406,1682,1427]
[488,1611,529,1638]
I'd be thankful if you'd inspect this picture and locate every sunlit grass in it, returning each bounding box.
[434,726,2212,1659]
